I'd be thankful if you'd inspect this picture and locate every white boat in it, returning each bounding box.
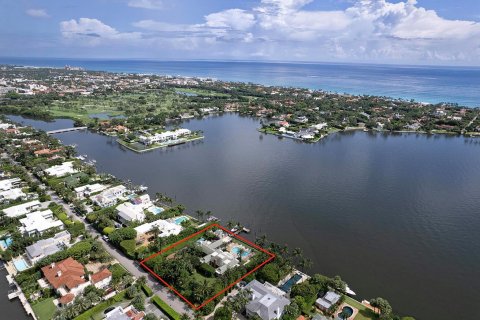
[346,284,356,295]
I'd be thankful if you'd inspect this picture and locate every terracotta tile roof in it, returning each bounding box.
[59,293,75,305]
[41,257,86,290]
[126,309,146,320]
[35,148,62,156]
[91,268,112,284]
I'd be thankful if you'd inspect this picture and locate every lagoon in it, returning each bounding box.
[8,114,480,320]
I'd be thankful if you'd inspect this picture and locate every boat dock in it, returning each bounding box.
[4,267,38,319]
[46,126,87,134]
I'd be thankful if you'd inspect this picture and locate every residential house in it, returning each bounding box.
[197,236,239,275]
[244,280,290,320]
[44,161,78,177]
[0,188,26,202]
[74,183,108,199]
[315,291,341,311]
[34,148,62,157]
[138,128,191,145]
[3,200,41,218]
[293,116,309,124]
[116,202,146,224]
[91,185,127,208]
[19,209,64,236]
[25,231,71,265]
[41,257,90,305]
[90,268,112,289]
[134,219,182,241]
[104,305,145,320]
[0,177,22,191]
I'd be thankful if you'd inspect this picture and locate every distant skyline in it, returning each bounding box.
[1,0,479,66]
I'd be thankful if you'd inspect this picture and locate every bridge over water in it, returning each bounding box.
[46,127,87,134]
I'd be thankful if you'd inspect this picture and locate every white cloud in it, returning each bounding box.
[60,18,141,45]
[205,9,256,31]
[26,9,49,18]
[60,0,480,64]
[128,0,163,10]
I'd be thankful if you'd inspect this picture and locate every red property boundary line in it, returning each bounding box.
[140,223,275,310]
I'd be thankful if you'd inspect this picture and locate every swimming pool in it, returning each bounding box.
[13,258,29,272]
[148,206,164,215]
[279,273,303,292]
[232,246,250,257]
[174,216,188,225]
[338,306,354,319]
[0,237,13,248]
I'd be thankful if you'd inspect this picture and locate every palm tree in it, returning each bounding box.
[205,210,212,221]
[292,247,303,259]
[237,247,247,262]
[151,225,161,238]
[195,210,204,222]
[299,257,313,271]
[227,220,235,230]
[255,234,268,247]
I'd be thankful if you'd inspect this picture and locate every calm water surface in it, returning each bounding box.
[0,269,30,319]
[1,58,480,106]
[8,114,480,320]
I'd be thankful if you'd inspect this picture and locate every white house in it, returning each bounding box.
[3,200,41,218]
[197,236,240,275]
[0,188,26,202]
[311,123,328,130]
[116,202,146,224]
[91,185,127,208]
[135,219,182,240]
[315,291,341,311]
[74,183,108,199]
[19,209,64,236]
[245,280,290,320]
[139,128,192,145]
[44,161,78,177]
[0,177,22,191]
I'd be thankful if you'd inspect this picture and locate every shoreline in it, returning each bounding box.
[1,59,478,107]
[116,136,204,153]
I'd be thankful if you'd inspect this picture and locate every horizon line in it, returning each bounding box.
[1,56,480,69]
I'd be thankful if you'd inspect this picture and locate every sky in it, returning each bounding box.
[1,0,479,65]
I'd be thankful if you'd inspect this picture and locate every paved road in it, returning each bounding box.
[6,155,193,317]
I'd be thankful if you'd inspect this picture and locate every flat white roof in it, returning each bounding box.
[3,200,41,217]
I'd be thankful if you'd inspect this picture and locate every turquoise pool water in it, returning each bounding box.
[0,237,13,248]
[13,259,29,272]
[150,206,164,215]
[232,246,250,257]
[279,273,302,292]
[174,216,188,225]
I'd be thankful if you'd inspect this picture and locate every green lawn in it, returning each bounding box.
[344,296,377,320]
[191,271,216,286]
[32,297,56,320]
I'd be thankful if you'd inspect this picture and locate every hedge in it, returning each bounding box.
[198,262,215,277]
[141,283,153,297]
[151,295,180,320]
[120,239,136,258]
[103,226,115,235]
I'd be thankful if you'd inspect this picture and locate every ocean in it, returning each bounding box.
[1,57,479,107]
